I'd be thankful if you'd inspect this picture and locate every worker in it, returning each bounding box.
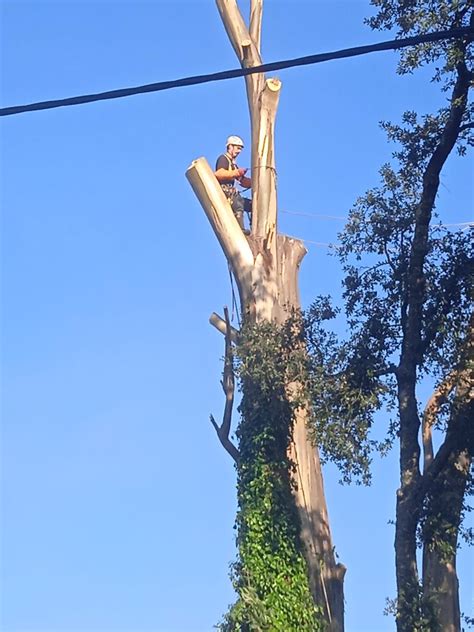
[215,135,252,232]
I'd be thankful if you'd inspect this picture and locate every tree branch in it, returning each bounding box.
[215,0,262,67]
[373,364,398,377]
[396,58,472,501]
[209,311,240,342]
[383,240,397,273]
[458,122,474,133]
[209,307,240,463]
[186,157,254,304]
[250,0,263,53]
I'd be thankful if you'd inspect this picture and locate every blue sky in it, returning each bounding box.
[1,1,472,631]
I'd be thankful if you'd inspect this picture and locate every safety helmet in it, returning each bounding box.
[226,135,244,148]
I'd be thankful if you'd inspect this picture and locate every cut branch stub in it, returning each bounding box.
[186,157,254,303]
[209,312,240,342]
[216,0,262,67]
[251,77,281,245]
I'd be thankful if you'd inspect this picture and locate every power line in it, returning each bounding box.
[1,26,472,117]
[282,210,473,227]
[281,210,347,221]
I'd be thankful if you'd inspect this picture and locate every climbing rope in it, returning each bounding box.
[228,263,241,327]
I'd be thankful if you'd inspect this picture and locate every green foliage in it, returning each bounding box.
[218,321,323,631]
[367,0,474,83]
[305,2,473,629]
[303,297,392,485]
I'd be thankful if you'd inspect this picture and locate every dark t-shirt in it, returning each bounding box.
[216,153,237,185]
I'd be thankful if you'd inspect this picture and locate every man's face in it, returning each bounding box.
[228,144,243,159]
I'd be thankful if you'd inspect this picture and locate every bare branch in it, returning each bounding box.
[359,260,389,280]
[458,122,474,133]
[373,364,398,377]
[210,414,240,463]
[209,307,240,463]
[209,311,240,342]
[250,0,263,53]
[383,240,397,273]
[215,0,262,67]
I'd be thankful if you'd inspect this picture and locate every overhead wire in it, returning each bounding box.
[281,214,472,250]
[1,26,472,117]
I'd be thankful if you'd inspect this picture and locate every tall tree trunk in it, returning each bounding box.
[422,451,469,632]
[422,331,474,632]
[186,2,345,627]
[394,58,472,632]
[395,369,423,631]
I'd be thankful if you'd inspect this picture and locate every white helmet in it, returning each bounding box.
[226,135,244,148]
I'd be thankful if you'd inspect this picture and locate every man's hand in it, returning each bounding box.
[235,167,247,179]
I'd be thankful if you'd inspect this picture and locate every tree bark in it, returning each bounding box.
[187,3,345,628]
[422,451,469,632]
[394,59,472,631]
[186,159,345,629]
[422,318,474,632]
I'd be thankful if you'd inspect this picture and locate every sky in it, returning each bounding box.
[1,1,472,631]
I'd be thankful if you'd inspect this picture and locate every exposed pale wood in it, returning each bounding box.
[188,4,345,630]
[186,158,254,302]
[215,0,262,68]
[209,312,239,342]
[290,408,346,627]
[277,235,307,308]
[216,0,278,247]
[249,0,263,53]
[251,78,280,244]
[186,158,278,322]
[278,238,345,632]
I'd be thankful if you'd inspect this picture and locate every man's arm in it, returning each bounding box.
[215,155,238,183]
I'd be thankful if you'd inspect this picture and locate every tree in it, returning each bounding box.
[186,1,345,629]
[306,2,473,630]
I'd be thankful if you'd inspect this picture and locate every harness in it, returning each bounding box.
[220,153,239,200]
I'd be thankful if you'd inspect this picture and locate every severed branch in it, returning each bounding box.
[215,0,262,68]
[209,307,240,463]
[209,311,240,342]
[216,0,280,244]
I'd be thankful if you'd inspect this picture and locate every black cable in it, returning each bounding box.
[1,26,472,117]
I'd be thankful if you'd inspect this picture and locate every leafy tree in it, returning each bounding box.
[306,1,473,630]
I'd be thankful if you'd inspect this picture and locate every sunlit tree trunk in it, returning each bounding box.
[186,1,344,628]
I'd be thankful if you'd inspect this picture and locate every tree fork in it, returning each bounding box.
[186,2,345,628]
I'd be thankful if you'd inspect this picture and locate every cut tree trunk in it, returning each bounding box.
[186,159,345,630]
[187,3,344,628]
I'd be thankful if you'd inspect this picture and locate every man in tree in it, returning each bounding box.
[215,135,252,231]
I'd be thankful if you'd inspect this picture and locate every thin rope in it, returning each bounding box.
[228,264,241,327]
[281,210,347,221]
